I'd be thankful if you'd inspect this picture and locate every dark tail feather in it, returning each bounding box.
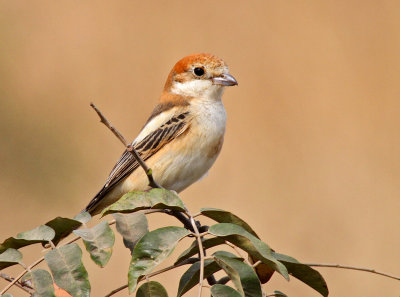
[84,186,108,214]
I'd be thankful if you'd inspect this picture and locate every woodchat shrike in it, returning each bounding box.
[85,53,237,215]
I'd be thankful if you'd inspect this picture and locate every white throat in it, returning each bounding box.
[171,80,224,101]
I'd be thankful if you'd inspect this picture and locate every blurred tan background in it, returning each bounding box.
[1,1,399,296]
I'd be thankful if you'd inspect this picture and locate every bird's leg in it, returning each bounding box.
[166,210,194,232]
[166,210,209,232]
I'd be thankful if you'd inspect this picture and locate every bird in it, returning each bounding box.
[85,53,237,215]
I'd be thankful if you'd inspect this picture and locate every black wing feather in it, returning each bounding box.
[84,112,190,213]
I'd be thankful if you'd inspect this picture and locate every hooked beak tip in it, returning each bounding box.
[212,73,238,86]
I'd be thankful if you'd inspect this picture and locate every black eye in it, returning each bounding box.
[193,67,205,77]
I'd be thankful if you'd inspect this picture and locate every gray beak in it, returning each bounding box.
[212,73,238,86]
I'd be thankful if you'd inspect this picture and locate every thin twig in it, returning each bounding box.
[225,241,251,265]
[306,263,400,281]
[198,232,209,237]
[0,273,34,295]
[252,260,262,268]
[104,284,127,297]
[192,212,201,218]
[90,103,162,189]
[186,209,205,297]
[0,257,45,294]
[104,258,197,297]
[90,102,129,146]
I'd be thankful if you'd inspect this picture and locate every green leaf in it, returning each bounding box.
[73,221,115,267]
[113,213,149,252]
[0,225,55,253]
[44,243,90,297]
[0,294,13,297]
[73,212,91,224]
[200,208,259,238]
[22,269,56,297]
[175,237,225,265]
[101,188,185,217]
[213,250,243,260]
[211,284,242,297]
[136,281,168,297]
[271,290,288,297]
[45,217,82,246]
[178,259,217,297]
[213,254,262,297]
[177,251,240,297]
[0,248,22,270]
[208,223,289,280]
[128,226,190,293]
[274,253,328,297]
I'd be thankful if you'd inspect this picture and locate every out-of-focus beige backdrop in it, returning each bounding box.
[1,1,399,296]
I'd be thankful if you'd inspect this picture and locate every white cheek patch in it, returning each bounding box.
[171,80,213,97]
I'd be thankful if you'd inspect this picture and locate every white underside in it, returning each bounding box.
[127,96,227,192]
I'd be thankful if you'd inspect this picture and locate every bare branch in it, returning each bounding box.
[90,102,129,146]
[0,257,45,295]
[192,212,201,218]
[90,103,162,189]
[0,273,34,295]
[186,210,205,297]
[306,263,400,281]
[104,285,128,297]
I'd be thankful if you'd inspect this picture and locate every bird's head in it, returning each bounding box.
[163,53,237,100]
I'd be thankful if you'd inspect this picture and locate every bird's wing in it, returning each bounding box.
[84,110,191,213]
